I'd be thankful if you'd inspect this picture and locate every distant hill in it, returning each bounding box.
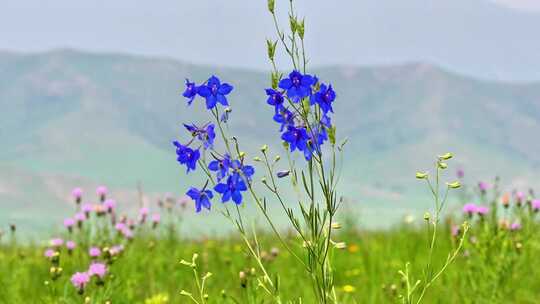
[1,50,539,232]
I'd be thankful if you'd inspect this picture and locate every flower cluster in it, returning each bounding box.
[177,75,255,212]
[267,70,336,160]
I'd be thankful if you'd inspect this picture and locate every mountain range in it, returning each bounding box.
[1,49,539,233]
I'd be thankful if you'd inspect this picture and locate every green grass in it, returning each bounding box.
[1,217,538,304]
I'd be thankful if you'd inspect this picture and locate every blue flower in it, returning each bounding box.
[265,88,285,111]
[208,154,232,181]
[278,70,316,103]
[183,79,198,105]
[197,75,233,109]
[203,124,216,149]
[214,174,248,205]
[303,125,328,160]
[173,141,200,173]
[183,123,216,149]
[311,84,335,114]
[232,160,255,181]
[320,114,332,128]
[186,187,213,212]
[276,170,290,178]
[273,108,295,131]
[281,126,309,153]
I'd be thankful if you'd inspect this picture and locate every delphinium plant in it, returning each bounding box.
[397,154,469,304]
[173,0,344,303]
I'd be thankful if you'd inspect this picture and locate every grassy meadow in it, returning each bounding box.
[1,183,539,304]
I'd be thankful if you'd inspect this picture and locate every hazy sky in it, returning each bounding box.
[1,0,540,82]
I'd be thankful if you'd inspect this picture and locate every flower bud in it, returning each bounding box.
[331,222,342,229]
[446,181,461,189]
[267,0,275,14]
[423,212,430,221]
[253,156,262,162]
[298,19,305,39]
[260,145,268,153]
[438,162,448,169]
[277,170,290,178]
[239,151,246,159]
[334,242,347,249]
[274,155,281,162]
[438,152,453,160]
[266,39,277,61]
[289,15,297,34]
[416,172,428,179]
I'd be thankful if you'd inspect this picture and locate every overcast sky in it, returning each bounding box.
[1,0,540,82]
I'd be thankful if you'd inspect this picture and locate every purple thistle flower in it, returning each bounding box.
[151,213,161,224]
[197,75,233,109]
[462,203,477,215]
[115,222,126,232]
[109,245,124,256]
[96,186,108,197]
[64,218,75,230]
[50,238,64,248]
[72,187,83,203]
[81,203,93,215]
[71,272,90,292]
[44,249,55,258]
[532,199,540,212]
[139,207,149,217]
[75,212,86,223]
[66,241,76,251]
[122,228,134,239]
[89,247,101,258]
[186,187,213,213]
[478,182,489,193]
[88,262,107,279]
[451,225,460,237]
[516,191,525,205]
[103,199,116,212]
[476,206,489,216]
[510,222,522,231]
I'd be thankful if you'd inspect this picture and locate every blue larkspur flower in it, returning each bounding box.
[208,154,232,181]
[231,160,255,181]
[214,174,248,205]
[278,70,316,103]
[173,141,200,173]
[197,75,233,109]
[273,108,295,131]
[320,114,332,128]
[183,123,216,149]
[303,125,328,160]
[186,187,213,212]
[183,79,198,105]
[265,88,285,111]
[281,125,309,153]
[311,83,335,114]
